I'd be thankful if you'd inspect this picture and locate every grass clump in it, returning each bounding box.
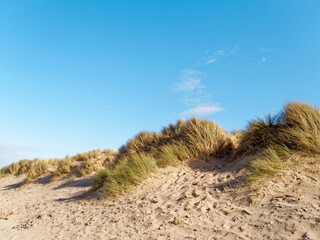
[117,117,234,162]
[92,117,235,196]
[0,160,29,176]
[154,142,191,167]
[229,130,243,148]
[180,118,234,160]
[245,145,289,184]
[50,157,73,181]
[281,102,320,154]
[74,149,117,177]
[49,148,117,181]
[119,131,160,157]
[75,158,98,176]
[0,159,49,183]
[232,102,320,185]
[233,102,320,160]
[232,115,283,160]
[91,153,157,196]
[23,159,49,184]
[0,148,118,184]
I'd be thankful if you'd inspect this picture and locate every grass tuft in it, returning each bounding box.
[92,117,235,196]
[233,102,320,161]
[245,145,289,184]
[91,153,157,196]
[23,159,49,184]
[181,118,234,160]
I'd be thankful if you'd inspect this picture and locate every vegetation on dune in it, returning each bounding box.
[96,102,320,196]
[0,149,117,184]
[180,118,233,160]
[0,159,49,178]
[231,115,283,160]
[118,118,233,161]
[281,102,320,154]
[92,117,234,196]
[50,149,117,181]
[2,101,320,195]
[245,145,289,184]
[0,159,50,184]
[154,142,191,168]
[235,102,320,184]
[91,153,157,195]
[233,102,320,160]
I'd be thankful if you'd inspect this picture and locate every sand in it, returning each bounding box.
[0,158,319,240]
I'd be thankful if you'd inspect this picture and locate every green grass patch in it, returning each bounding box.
[91,153,157,196]
[245,146,288,184]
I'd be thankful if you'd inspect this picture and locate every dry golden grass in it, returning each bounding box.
[50,157,73,181]
[0,149,117,184]
[232,115,283,160]
[0,159,49,178]
[23,159,49,184]
[233,102,320,160]
[233,102,320,185]
[50,149,117,181]
[281,102,320,154]
[92,117,235,196]
[2,102,319,193]
[229,130,243,148]
[180,118,234,160]
[118,131,160,157]
[117,117,233,161]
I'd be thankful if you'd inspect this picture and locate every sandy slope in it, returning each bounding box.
[0,158,319,240]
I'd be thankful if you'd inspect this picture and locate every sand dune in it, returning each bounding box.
[0,157,319,240]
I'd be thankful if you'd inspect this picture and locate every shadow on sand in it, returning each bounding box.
[54,177,94,190]
[187,155,251,192]
[3,181,24,190]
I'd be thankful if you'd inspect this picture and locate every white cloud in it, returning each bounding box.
[171,69,222,117]
[181,104,223,116]
[205,58,216,64]
[205,47,238,64]
[171,47,237,117]
[216,50,227,56]
[172,69,205,93]
[261,57,267,63]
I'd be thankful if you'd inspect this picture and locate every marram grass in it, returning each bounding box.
[2,102,320,193]
[0,149,117,184]
[233,102,320,160]
[92,117,235,196]
[245,145,289,184]
[91,153,157,196]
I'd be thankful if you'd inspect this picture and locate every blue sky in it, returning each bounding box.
[1,1,319,167]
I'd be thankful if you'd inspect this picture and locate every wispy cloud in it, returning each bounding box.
[171,68,221,117]
[260,56,267,64]
[181,104,223,117]
[172,69,205,93]
[204,47,239,64]
[170,47,239,117]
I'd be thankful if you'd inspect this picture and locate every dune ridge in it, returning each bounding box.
[1,101,320,239]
